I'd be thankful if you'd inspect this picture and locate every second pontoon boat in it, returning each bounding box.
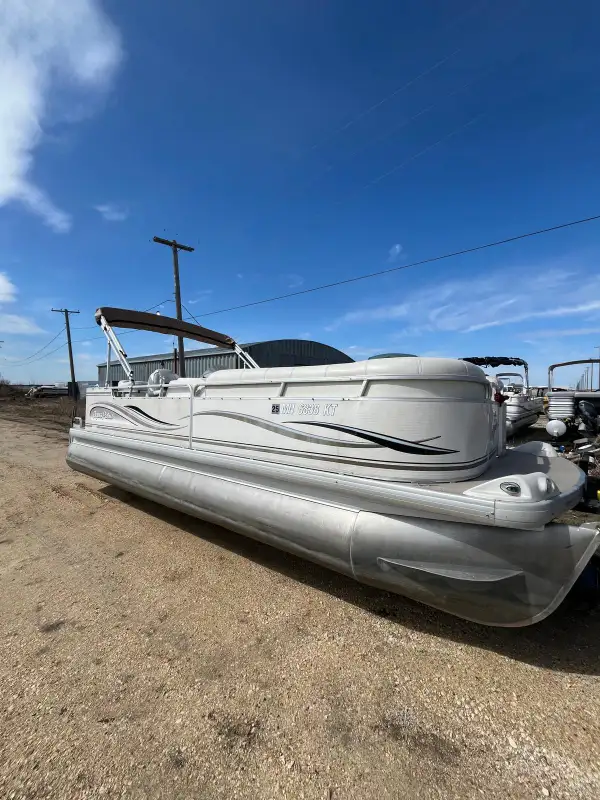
[462,357,543,436]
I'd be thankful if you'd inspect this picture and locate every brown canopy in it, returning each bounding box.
[95,307,235,349]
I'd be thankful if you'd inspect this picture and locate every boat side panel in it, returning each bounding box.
[83,381,495,483]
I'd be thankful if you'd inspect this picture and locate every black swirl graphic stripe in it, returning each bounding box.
[125,405,180,426]
[291,422,459,455]
[186,410,376,448]
[113,406,457,456]
[186,410,457,455]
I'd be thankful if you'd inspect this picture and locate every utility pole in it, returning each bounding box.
[597,347,600,391]
[51,308,80,398]
[153,236,195,378]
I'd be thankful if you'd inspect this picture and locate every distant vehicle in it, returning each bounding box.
[25,385,69,399]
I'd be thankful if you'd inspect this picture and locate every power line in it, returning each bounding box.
[6,342,67,368]
[310,49,462,152]
[63,213,600,352]
[6,302,172,369]
[240,0,532,260]
[324,58,508,177]
[360,111,485,191]
[1,327,66,366]
[307,0,490,153]
[181,302,201,327]
[184,212,600,320]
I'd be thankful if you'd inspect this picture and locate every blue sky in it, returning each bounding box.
[1,0,600,386]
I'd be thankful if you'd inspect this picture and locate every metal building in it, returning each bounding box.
[97,339,353,385]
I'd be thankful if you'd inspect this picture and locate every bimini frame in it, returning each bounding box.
[462,356,530,391]
[547,358,600,391]
[95,306,259,386]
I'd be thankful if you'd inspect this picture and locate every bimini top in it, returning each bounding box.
[95,307,236,349]
[462,356,529,370]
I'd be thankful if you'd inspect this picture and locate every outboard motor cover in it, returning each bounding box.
[578,400,599,434]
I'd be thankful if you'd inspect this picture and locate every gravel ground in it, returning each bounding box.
[1,404,600,800]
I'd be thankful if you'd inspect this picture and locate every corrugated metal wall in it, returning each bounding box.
[97,340,352,385]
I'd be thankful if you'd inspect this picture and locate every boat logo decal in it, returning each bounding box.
[90,407,117,420]
[89,403,185,431]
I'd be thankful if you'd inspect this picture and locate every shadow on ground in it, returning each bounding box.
[101,485,600,677]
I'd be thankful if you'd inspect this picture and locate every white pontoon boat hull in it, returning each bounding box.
[67,426,599,627]
[505,400,541,436]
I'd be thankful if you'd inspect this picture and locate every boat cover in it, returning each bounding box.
[95,307,235,348]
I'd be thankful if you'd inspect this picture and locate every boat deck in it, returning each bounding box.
[430,448,577,495]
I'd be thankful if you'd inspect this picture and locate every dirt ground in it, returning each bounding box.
[1,399,600,800]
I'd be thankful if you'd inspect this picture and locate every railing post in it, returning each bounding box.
[188,385,194,448]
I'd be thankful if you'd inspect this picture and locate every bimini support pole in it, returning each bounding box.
[234,342,260,369]
[105,339,111,387]
[98,315,134,383]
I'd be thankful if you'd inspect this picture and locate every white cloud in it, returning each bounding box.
[326,263,600,338]
[285,273,304,289]
[94,202,128,222]
[345,345,387,357]
[522,326,600,340]
[465,301,600,332]
[0,272,17,303]
[187,290,213,305]
[0,272,44,333]
[326,303,408,331]
[387,243,403,262]
[0,0,122,232]
[0,313,44,334]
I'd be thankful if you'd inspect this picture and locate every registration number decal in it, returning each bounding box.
[271,402,338,417]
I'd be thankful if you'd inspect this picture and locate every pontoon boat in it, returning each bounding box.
[66,310,600,627]
[462,357,543,436]
[547,359,600,436]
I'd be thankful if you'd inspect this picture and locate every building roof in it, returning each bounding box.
[97,339,350,368]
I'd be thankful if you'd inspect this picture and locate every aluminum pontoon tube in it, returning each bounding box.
[66,429,600,627]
